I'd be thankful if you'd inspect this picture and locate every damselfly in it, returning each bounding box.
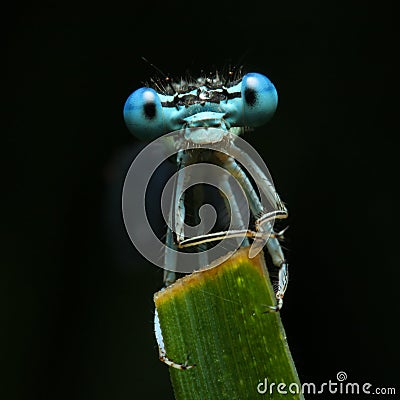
[123,68,289,369]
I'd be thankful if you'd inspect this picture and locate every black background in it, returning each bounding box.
[4,1,398,399]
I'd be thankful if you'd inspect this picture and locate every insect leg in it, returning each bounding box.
[174,149,188,245]
[219,172,250,247]
[262,223,289,312]
[164,149,210,279]
[230,143,288,220]
[221,156,289,310]
[163,223,177,287]
[220,156,286,238]
[154,309,195,370]
[163,150,187,287]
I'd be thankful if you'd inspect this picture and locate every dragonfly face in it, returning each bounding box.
[123,72,278,141]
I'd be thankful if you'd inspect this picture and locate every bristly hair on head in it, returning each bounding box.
[141,58,246,96]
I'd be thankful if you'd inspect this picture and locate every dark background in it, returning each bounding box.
[4,1,398,399]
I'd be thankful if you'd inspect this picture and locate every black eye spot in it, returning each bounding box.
[143,102,156,119]
[244,87,257,107]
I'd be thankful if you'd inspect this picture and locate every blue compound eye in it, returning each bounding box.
[241,73,278,127]
[123,87,165,141]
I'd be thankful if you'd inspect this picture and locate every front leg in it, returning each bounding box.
[163,150,189,287]
[221,156,289,310]
[154,309,195,370]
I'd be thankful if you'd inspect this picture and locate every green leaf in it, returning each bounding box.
[154,247,304,400]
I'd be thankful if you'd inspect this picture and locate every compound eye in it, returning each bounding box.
[241,73,278,127]
[123,87,165,141]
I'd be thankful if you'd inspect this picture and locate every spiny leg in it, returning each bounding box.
[220,156,287,227]
[163,150,191,286]
[178,229,265,248]
[163,151,183,287]
[263,224,289,312]
[219,173,250,248]
[189,163,210,269]
[154,309,195,370]
[230,143,288,219]
[174,149,187,245]
[221,156,289,310]
[163,222,177,287]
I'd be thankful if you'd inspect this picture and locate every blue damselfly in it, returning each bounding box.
[123,68,289,369]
